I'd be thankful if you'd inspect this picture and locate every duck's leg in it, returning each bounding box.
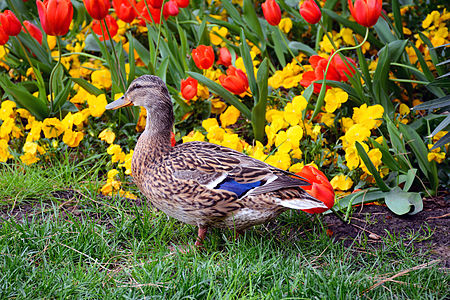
[194,226,208,246]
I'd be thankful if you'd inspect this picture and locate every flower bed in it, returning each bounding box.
[0,0,448,214]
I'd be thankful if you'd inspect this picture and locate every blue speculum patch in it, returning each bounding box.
[216,177,262,197]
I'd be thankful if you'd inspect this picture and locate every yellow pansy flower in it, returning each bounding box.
[87,94,108,118]
[321,113,335,127]
[99,128,116,144]
[91,69,112,89]
[63,130,84,147]
[399,103,410,115]
[220,106,240,128]
[42,118,64,139]
[279,18,293,34]
[289,162,304,173]
[202,118,219,132]
[118,150,134,175]
[330,174,353,191]
[0,100,16,121]
[207,126,225,143]
[324,88,348,113]
[26,121,42,143]
[0,139,12,162]
[107,144,126,163]
[283,95,307,126]
[221,133,243,151]
[352,104,384,130]
[340,28,356,46]
[344,123,371,145]
[427,144,446,163]
[182,131,205,143]
[265,151,291,170]
[20,152,40,165]
[210,26,228,46]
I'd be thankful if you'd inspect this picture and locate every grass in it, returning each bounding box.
[0,157,448,299]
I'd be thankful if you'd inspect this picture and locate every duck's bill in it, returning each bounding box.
[105,96,133,110]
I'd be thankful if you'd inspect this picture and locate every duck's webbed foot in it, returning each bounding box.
[194,226,208,247]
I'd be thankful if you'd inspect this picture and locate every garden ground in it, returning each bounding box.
[0,159,448,298]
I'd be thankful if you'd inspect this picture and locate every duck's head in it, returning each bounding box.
[105,75,171,111]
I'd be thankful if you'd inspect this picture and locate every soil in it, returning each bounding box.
[323,192,450,267]
[1,189,449,266]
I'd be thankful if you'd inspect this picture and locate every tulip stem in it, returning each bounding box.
[310,27,369,121]
[48,36,63,114]
[277,27,305,71]
[101,19,127,92]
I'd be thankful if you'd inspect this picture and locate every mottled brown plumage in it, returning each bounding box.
[106,75,328,245]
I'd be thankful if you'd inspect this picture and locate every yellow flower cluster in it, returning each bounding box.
[341,104,385,176]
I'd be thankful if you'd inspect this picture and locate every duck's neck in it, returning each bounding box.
[132,101,174,182]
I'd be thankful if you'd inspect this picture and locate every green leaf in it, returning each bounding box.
[239,29,258,103]
[372,139,401,172]
[384,188,423,215]
[430,114,450,137]
[156,57,170,82]
[0,74,49,120]
[335,189,385,211]
[355,142,390,192]
[271,29,286,67]
[53,80,73,113]
[187,72,251,120]
[356,37,372,94]
[398,123,438,191]
[252,58,269,142]
[129,36,150,67]
[391,0,404,39]
[374,18,396,44]
[384,189,410,215]
[403,168,417,192]
[242,0,266,51]
[70,78,103,96]
[287,41,317,57]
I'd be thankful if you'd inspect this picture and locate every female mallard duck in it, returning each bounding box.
[106,75,331,246]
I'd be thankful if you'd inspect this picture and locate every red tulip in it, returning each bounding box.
[217,47,233,67]
[261,0,281,26]
[0,10,22,36]
[299,0,321,24]
[23,21,43,44]
[219,66,249,95]
[36,0,73,36]
[170,132,176,146]
[163,0,179,19]
[148,0,163,9]
[0,26,8,45]
[330,52,356,82]
[300,55,340,93]
[296,165,335,214]
[83,0,111,20]
[175,0,189,8]
[192,45,215,69]
[348,0,382,27]
[135,1,165,25]
[92,15,118,41]
[112,0,137,23]
[180,77,198,100]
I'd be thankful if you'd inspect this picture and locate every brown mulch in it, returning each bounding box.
[323,192,450,267]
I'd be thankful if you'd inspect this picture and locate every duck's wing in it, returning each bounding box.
[168,142,328,211]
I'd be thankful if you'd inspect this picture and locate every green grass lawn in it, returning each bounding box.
[0,158,448,299]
